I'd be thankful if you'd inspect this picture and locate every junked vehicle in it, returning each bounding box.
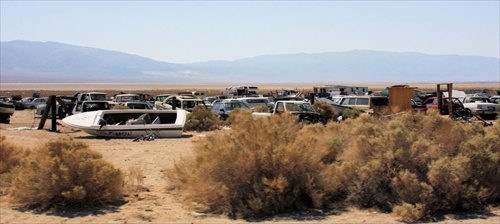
[339,96,389,113]
[192,91,206,99]
[154,94,174,109]
[23,97,48,109]
[462,96,499,119]
[114,94,141,103]
[158,95,206,112]
[10,95,25,110]
[411,99,426,112]
[211,100,251,120]
[76,92,112,102]
[490,96,500,104]
[36,97,77,118]
[115,101,153,110]
[72,101,111,114]
[0,101,15,123]
[237,97,273,109]
[202,96,217,107]
[422,97,467,115]
[0,96,10,102]
[253,100,321,124]
[329,96,344,105]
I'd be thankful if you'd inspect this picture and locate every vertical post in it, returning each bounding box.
[447,83,453,117]
[38,96,52,130]
[50,95,57,132]
[437,84,443,114]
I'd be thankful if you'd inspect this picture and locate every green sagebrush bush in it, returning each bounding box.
[9,137,124,209]
[166,111,340,218]
[0,136,30,189]
[184,105,221,132]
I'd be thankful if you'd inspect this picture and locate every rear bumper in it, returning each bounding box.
[473,109,498,115]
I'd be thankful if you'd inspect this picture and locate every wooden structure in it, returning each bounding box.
[38,95,74,132]
[437,83,453,116]
[388,85,417,112]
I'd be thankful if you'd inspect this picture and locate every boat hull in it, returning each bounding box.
[62,109,187,138]
[81,126,184,138]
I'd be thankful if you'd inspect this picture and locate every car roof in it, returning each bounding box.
[116,93,140,96]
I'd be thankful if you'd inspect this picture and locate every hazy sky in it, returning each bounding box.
[1,1,499,63]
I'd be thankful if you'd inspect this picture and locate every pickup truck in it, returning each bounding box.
[252,100,321,124]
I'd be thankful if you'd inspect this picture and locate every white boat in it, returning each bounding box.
[62,109,187,138]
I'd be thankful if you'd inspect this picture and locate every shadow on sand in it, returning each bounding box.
[13,200,127,218]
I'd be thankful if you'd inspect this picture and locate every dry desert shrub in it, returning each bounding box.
[168,108,500,221]
[339,107,362,120]
[9,137,124,209]
[334,111,499,219]
[112,105,129,110]
[166,112,340,218]
[313,101,337,123]
[393,202,425,222]
[0,136,30,190]
[125,164,146,193]
[184,105,221,132]
[253,104,270,113]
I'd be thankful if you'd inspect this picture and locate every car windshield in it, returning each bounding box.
[156,95,170,101]
[90,94,111,101]
[285,103,315,112]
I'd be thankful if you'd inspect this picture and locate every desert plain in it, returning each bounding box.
[0,82,499,224]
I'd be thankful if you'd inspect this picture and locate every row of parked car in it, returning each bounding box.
[318,93,499,120]
[10,89,499,124]
[27,92,276,121]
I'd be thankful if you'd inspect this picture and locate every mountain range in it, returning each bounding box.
[1,40,499,83]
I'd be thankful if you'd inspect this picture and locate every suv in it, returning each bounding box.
[339,96,389,113]
[76,92,112,102]
[238,97,273,108]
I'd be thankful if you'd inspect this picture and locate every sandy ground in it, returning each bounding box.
[1,110,499,224]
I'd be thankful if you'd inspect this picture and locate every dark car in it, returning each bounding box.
[211,101,251,120]
[411,99,426,112]
[422,97,465,115]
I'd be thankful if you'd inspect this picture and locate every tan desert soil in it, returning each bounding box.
[1,110,499,224]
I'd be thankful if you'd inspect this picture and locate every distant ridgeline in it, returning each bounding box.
[1,40,499,83]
